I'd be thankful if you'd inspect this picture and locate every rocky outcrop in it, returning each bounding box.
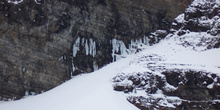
[163,70,220,110]
[113,0,220,109]
[0,0,192,100]
[113,70,220,110]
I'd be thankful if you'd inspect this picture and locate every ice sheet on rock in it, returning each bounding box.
[111,37,150,62]
[112,39,128,61]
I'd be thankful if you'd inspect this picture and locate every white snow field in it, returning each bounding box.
[1,0,220,110]
[0,53,139,110]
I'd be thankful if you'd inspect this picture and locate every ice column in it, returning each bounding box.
[72,37,80,57]
[89,38,96,57]
[72,37,97,73]
[112,39,128,61]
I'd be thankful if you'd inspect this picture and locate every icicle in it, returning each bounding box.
[143,36,149,46]
[85,40,89,55]
[92,41,96,57]
[25,91,29,96]
[81,37,85,45]
[72,37,80,57]
[129,39,137,49]
[85,38,96,57]
[89,38,93,55]
[22,67,26,73]
[119,41,127,56]
[138,39,142,44]
[72,37,96,58]
[59,56,63,61]
[72,63,76,73]
[64,55,66,60]
[112,38,129,62]
[93,61,98,71]
[112,39,117,62]
[112,39,119,53]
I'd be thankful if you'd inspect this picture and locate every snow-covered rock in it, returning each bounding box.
[6,0,23,4]
[113,0,220,109]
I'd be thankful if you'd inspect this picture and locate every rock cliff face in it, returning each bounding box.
[0,0,191,100]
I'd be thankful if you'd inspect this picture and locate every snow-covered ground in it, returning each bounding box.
[133,32,220,74]
[113,31,220,108]
[1,0,219,109]
[0,29,219,109]
[0,53,139,110]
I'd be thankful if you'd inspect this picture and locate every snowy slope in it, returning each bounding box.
[112,0,220,109]
[113,34,220,109]
[1,0,219,110]
[0,54,139,110]
[0,29,219,110]
[136,33,220,73]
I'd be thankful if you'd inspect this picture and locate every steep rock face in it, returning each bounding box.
[0,0,191,100]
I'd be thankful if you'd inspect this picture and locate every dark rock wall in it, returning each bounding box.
[0,0,191,100]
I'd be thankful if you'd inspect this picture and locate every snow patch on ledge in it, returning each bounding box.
[174,13,185,24]
[34,0,41,4]
[6,0,23,4]
[6,0,42,5]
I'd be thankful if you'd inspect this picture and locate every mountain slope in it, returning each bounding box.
[0,29,219,109]
[0,55,139,110]
[0,0,192,100]
[112,0,220,109]
[113,33,220,109]
[0,0,219,110]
